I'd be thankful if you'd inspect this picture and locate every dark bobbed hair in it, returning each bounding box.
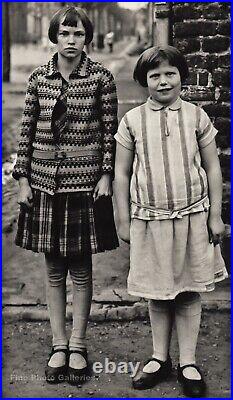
[133,45,189,87]
[48,6,93,45]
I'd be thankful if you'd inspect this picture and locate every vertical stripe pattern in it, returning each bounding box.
[160,109,174,209]
[115,98,217,220]
[178,108,192,205]
[141,105,155,206]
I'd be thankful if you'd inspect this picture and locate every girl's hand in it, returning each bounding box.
[118,220,130,244]
[207,214,225,246]
[18,179,33,208]
[93,173,112,201]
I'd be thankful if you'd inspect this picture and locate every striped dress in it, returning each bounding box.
[115,96,227,299]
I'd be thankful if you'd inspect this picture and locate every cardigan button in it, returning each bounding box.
[55,151,66,160]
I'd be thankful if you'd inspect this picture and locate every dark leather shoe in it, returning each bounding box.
[45,347,69,384]
[177,364,207,397]
[68,348,89,386]
[132,356,172,390]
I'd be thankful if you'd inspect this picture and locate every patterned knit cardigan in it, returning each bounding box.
[12,52,118,195]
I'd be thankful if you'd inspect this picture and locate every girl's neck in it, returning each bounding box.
[150,95,180,108]
[57,53,82,79]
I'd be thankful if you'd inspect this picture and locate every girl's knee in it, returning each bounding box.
[68,256,92,289]
[45,254,68,287]
[175,292,201,316]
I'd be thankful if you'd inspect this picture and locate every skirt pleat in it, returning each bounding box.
[15,190,119,257]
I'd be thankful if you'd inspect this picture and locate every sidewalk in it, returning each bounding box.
[3,314,230,398]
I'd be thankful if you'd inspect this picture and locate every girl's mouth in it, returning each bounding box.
[158,88,172,93]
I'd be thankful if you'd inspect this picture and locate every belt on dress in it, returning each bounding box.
[32,148,100,160]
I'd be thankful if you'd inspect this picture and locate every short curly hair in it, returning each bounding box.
[133,45,189,87]
[48,6,93,45]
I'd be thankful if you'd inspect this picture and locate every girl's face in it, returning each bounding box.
[147,61,182,106]
[57,18,86,59]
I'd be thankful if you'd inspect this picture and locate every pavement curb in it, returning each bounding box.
[3,299,230,323]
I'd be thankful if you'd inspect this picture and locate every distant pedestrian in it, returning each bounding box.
[12,6,118,386]
[114,45,227,397]
[105,31,114,53]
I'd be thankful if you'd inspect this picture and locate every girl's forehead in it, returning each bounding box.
[59,18,85,31]
[149,61,178,72]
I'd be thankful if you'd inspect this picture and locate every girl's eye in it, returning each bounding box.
[59,32,68,36]
[75,32,85,37]
[166,72,175,76]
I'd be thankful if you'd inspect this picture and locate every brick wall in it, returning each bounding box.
[172,2,231,267]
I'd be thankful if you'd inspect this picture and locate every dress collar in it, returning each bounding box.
[45,51,89,78]
[147,96,182,111]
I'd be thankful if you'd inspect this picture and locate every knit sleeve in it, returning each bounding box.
[12,70,40,181]
[98,69,118,175]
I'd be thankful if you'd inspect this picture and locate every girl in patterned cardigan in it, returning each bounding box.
[13,6,118,385]
[114,46,227,397]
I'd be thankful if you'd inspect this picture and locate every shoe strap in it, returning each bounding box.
[179,364,202,374]
[50,347,68,356]
[69,348,87,359]
[145,357,167,367]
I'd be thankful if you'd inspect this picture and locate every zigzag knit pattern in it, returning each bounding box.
[12,52,118,195]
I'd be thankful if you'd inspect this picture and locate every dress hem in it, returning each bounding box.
[127,272,229,300]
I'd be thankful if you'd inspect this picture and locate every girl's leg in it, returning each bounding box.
[175,291,202,379]
[45,254,68,367]
[68,255,93,369]
[144,299,174,373]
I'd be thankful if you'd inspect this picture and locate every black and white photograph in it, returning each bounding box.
[2,2,231,397]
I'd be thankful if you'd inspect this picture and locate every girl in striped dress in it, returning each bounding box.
[12,7,118,385]
[114,46,227,397]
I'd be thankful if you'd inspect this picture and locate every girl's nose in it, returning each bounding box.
[159,75,168,86]
[68,35,75,44]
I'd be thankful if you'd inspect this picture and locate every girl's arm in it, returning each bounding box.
[114,142,134,243]
[94,70,118,201]
[200,139,225,245]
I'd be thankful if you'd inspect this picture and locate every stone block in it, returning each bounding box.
[90,308,107,322]
[217,21,231,36]
[219,154,230,181]
[199,72,209,86]
[186,54,208,69]
[222,200,230,225]
[216,134,231,151]
[105,307,120,321]
[202,36,230,53]
[174,21,217,38]
[173,38,200,54]
[202,3,230,20]
[173,4,202,22]
[212,69,230,87]
[115,306,136,321]
[215,117,231,137]
[181,87,215,102]
[185,71,198,85]
[203,104,230,118]
[217,88,230,102]
[207,54,230,72]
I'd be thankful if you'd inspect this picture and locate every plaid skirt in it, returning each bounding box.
[15,190,119,257]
